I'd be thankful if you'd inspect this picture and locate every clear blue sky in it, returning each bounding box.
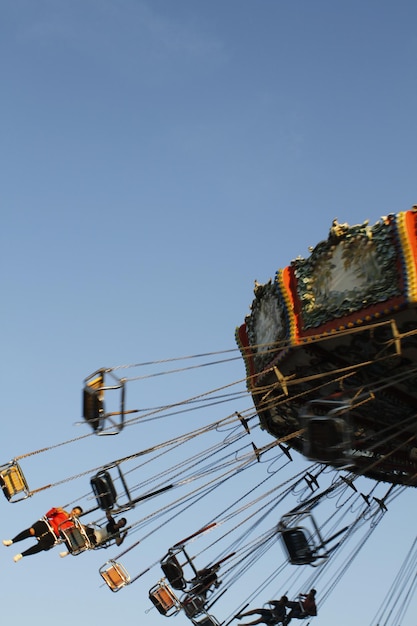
[1,2,416,625]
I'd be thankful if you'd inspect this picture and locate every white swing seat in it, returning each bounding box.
[59,518,95,555]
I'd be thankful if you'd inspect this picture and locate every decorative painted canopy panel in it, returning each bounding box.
[237,209,417,486]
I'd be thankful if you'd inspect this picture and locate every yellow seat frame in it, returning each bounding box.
[0,461,30,502]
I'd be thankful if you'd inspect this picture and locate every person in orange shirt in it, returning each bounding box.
[2,505,83,562]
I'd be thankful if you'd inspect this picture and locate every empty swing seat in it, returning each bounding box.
[300,398,352,466]
[281,528,315,565]
[149,582,181,616]
[305,417,350,463]
[83,369,126,435]
[182,595,206,618]
[91,470,118,510]
[0,462,30,502]
[161,553,187,590]
[83,373,105,432]
[99,560,130,592]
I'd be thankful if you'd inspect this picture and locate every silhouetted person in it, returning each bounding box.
[236,596,288,626]
[284,589,317,624]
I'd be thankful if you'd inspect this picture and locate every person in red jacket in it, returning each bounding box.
[2,505,83,562]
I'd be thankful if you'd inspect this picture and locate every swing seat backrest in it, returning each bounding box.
[91,470,118,510]
[190,569,219,597]
[300,398,352,466]
[149,582,181,616]
[281,528,315,565]
[161,553,187,590]
[83,374,105,432]
[99,560,130,592]
[82,369,126,435]
[305,417,350,463]
[59,519,94,555]
[182,594,206,618]
[0,462,30,502]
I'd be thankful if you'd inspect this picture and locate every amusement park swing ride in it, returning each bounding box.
[2,207,417,626]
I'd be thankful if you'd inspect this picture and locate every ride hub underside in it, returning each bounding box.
[237,209,417,486]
